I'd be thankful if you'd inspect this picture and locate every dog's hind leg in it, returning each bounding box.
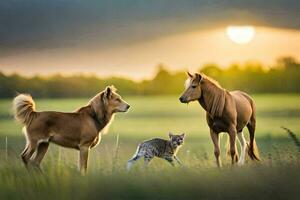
[21,127,38,168]
[31,142,49,170]
[21,127,30,165]
[21,145,29,165]
[21,142,37,167]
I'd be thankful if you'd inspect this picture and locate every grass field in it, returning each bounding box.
[0,94,300,199]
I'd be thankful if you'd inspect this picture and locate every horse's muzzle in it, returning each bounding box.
[179,97,187,103]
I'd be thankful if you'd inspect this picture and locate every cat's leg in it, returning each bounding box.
[165,157,175,166]
[143,155,154,167]
[143,147,155,168]
[174,156,183,165]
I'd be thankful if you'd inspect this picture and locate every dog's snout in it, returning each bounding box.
[126,104,130,109]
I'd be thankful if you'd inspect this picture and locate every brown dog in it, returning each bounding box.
[13,86,130,174]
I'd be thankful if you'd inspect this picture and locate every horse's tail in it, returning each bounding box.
[247,99,260,161]
[247,139,260,161]
[12,94,36,126]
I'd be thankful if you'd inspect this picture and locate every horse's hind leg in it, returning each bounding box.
[237,131,247,166]
[228,126,239,164]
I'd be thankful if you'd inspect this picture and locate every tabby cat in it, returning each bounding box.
[127,133,185,171]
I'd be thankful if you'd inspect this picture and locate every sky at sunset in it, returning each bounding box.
[0,0,299,79]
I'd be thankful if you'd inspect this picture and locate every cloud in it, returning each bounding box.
[0,0,299,54]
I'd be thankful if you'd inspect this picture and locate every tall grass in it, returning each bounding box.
[281,126,300,152]
[0,95,299,199]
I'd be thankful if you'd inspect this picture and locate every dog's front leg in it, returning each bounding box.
[79,146,90,175]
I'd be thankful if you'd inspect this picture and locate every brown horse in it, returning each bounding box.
[179,72,260,167]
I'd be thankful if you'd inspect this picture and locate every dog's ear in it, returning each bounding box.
[104,86,113,99]
[110,85,117,92]
[187,71,193,78]
[169,132,174,138]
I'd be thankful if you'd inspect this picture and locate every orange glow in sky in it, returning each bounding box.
[0,26,300,80]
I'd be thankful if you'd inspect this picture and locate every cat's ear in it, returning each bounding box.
[180,133,186,138]
[169,132,173,138]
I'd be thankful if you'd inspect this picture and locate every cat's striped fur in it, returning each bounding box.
[127,133,185,170]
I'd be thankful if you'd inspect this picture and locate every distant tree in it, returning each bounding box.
[276,57,300,69]
[0,57,300,98]
[201,64,222,78]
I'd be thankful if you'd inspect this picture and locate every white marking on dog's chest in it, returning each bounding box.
[101,114,115,135]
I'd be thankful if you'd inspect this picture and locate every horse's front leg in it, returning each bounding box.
[210,129,221,168]
[228,126,239,164]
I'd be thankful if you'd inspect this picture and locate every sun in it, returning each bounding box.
[226,26,255,44]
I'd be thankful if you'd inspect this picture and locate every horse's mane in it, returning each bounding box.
[201,74,226,117]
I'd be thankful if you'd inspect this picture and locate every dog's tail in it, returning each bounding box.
[12,94,36,126]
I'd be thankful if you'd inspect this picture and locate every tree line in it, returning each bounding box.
[0,57,299,98]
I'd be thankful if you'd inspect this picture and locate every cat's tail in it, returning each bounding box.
[127,144,142,171]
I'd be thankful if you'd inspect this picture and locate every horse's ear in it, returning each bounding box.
[195,73,202,82]
[180,133,186,138]
[187,71,193,78]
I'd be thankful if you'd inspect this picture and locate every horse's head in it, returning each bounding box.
[179,72,203,103]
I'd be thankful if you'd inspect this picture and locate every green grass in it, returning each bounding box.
[0,94,300,199]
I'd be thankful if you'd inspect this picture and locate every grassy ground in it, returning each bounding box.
[0,94,299,199]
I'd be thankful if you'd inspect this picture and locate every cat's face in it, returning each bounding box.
[169,133,185,148]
